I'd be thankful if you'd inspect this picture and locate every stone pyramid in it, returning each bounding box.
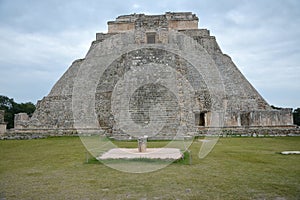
[14,12,293,138]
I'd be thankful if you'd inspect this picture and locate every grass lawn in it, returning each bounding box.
[0,136,299,199]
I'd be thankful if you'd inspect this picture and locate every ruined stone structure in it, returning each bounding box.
[14,113,30,129]
[13,12,295,138]
[0,110,7,134]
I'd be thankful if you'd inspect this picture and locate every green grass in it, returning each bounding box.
[0,137,299,199]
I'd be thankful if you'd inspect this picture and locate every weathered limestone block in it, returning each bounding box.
[249,109,293,126]
[0,110,7,134]
[14,113,30,129]
[0,110,4,123]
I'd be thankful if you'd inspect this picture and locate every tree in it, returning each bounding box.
[293,108,300,126]
[0,95,36,129]
[13,102,36,117]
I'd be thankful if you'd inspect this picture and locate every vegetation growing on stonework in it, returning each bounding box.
[0,95,35,129]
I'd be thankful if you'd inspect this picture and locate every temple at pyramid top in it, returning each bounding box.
[107,12,199,33]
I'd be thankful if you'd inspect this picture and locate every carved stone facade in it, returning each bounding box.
[13,12,295,138]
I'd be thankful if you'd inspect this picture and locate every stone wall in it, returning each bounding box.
[14,113,30,129]
[222,109,293,127]
[2,127,299,140]
[0,110,6,134]
[0,110,4,123]
[196,127,300,137]
[108,12,198,33]
[95,47,208,137]
[1,129,78,140]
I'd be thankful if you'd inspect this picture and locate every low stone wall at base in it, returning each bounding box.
[0,129,79,140]
[196,126,300,137]
[1,126,299,140]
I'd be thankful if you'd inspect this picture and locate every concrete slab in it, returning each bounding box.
[280,151,300,155]
[98,148,183,160]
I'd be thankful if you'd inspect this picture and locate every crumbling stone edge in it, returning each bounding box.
[1,127,299,140]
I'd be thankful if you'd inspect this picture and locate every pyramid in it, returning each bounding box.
[14,12,293,138]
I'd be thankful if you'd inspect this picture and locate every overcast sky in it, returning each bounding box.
[0,0,299,108]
